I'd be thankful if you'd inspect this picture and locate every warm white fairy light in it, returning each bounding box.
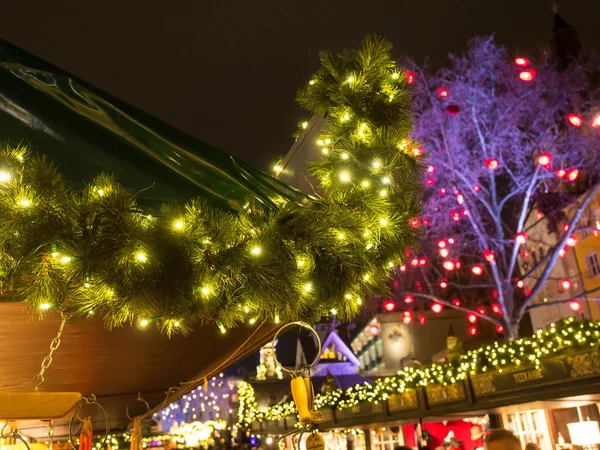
[379,189,387,197]
[0,171,10,183]
[339,171,351,182]
[251,246,262,256]
[304,282,312,292]
[18,199,31,208]
[362,180,370,188]
[372,160,381,169]
[139,319,149,327]
[173,219,184,230]
[380,218,388,226]
[136,252,147,262]
[40,303,51,310]
[201,287,210,295]
[61,256,72,264]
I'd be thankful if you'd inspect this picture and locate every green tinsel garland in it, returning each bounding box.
[0,36,422,333]
[237,318,600,424]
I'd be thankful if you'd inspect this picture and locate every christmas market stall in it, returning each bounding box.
[0,35,423,450]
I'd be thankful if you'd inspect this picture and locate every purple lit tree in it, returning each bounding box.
[393,36,600,339]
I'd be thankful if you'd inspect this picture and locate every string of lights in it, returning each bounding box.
[238,318,600,424]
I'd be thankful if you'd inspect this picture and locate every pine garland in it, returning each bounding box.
[0,36,421,333]
[238,318,600,424]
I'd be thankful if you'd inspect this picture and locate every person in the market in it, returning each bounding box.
[485,430,522,450]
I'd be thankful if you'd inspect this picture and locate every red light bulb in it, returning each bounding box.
[567,236,578,247]
[383,299,396,312]
[567,114,583,127]
[404,295,414,304]
[431,302,444,313]
[521,250,530,258]
[537,153,552,167]
[515,232,528,245]
[514,57,529,67]
[406,70,415,85]
[451,210,460,222]
[437,87,448,98]
[400,264,407,272]
[467,313,477,324]
[484,249,495,262]
[536,210,543,220]
[442,260,455,271]
[569,300,581,312]
[456,192,464,205]
[591,115,600,128]
[439,279,449,289]
[439,248,449,258]
[452,298,461,306]
[477,307,486,315]
[425,177,435,186]
[369,324,381,336]
[410,258,419,267]
[519,69,536,82]
[561,279,571,290]
[485,158,499,170]
[555,169,566,178]
[468,326,478,336]
[427,165,436,173]
[491,303,502,314]
[447,238,455,245]
[471,265,484,276]
[567,168,579,182]
[419,314,426,325]
[438,188,447,196]
[496,324,504,334]
[402,311,413,324]
[437,239,447,248]
[517,280,524,289]
[473,184,481,192]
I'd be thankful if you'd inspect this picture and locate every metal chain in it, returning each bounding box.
[48,421,54,450]
[33,316,67,391]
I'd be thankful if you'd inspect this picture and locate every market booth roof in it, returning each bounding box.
[0,39,293,437]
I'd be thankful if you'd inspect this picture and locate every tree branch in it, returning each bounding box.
[525,286,600,311]
[516,183,600,319]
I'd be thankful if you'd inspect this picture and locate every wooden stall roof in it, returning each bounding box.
[0,303,277,439]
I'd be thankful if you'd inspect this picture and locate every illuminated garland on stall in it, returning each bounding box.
[238,318,600,424]
[0,36,421,333]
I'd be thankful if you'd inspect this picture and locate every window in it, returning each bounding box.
[586,252,600,278]
[503,410,551,450]
[370,428,404,450]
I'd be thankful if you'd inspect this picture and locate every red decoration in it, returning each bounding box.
[517,280,524,288]
[567,113,583,127]
[418,314,426,324]
[537,153,552,167]
[412,147,423,157]
[514,57,529,67]
[485,158,499,170]
[408,217,421,229]
[456,192,464,205]
[473,184,481,192]
[419,258,427,266]
[477,307,486,315]
[567,168,579,182]
[461,208,468,216]
[484,249,495,262]
[454,259,462,269]
[369,324,381,336]
[525,289,532,296]
[446,104,460,115]
[468,325,478,336]
[425,177,435,186]
[410,258,419,267]
[567,236,578,247]
[383,299,396,312]
[559,247,567,258]
[451,210,460,222]
[442,260,455,271]
[452,298,461,306]
[555,169,566,178]
[447,238,455,245]
[515,232,528,245]
[491,303,502,314]
[439,279,449,289]
[521,249,529,258]
[404,295,414,304]
[437,239,447,248]
[563,224,570,232]
[438,188,447,196]
[427,165,436,173]
[493,289,499,298]
[561,279,571,290]
[467,313,477,324]
[569,300,581,312]
[519,69,536,82]
[471,265,484,276]
[431,302,444,313]
[406,70,415,85]
[496,324,504,334]
[439,248,449,258]
[423,217,431,226]
[536,210,544,220]
[437,87,449,98]
[402,311,413,324]
[591,114,600,128]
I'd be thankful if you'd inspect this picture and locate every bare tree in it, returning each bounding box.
[393,37,600,339]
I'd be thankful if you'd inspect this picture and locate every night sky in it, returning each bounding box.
[2,0,599,171]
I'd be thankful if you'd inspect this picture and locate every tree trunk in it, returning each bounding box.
[507,320,520,341]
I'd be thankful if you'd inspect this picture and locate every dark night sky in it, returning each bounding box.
[2,0,599,171]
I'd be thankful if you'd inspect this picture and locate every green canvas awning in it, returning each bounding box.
[0,39,308,210]
[0,39,304,437]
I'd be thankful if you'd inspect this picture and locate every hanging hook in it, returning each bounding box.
[68,395,110,450]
